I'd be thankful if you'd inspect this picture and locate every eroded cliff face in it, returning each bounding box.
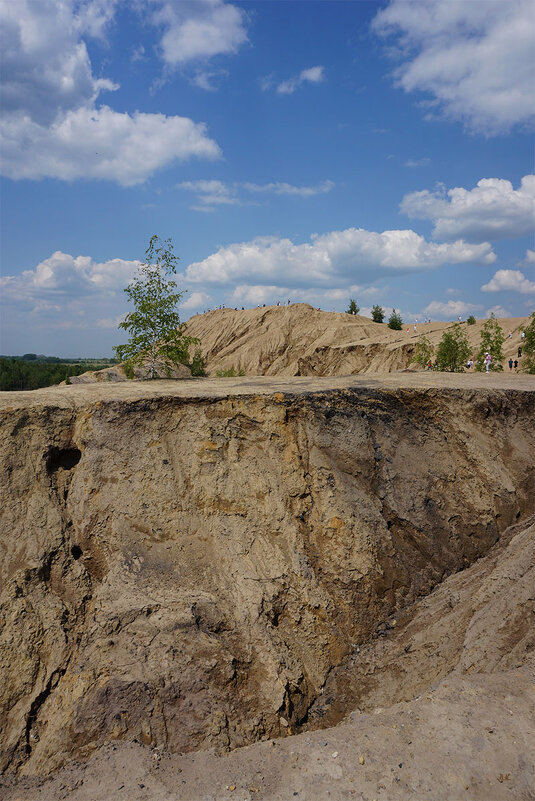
[0,382,534,776]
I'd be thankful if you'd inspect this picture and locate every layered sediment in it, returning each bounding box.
[0,375,534,779]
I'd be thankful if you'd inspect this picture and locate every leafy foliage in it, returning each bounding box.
[388,309,403,330]
[114,235,198,379]
[190,347,206,377]
[435,324,471,372]
[371,304,385,323]
[123,361,135,379]
[413,335,435,368]
[466,315,476,325]
[347,299,359,315]
[475,314,505,371]
[521,312,535,373]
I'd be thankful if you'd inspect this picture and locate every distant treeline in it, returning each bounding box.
[0,356,115,391]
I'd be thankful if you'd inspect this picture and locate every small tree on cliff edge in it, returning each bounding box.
[347,298,359,315]
[114,235,198,379]
[475,314,505,371]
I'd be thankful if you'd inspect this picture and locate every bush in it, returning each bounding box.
[347,299,359,315]
[475,314,504,371]
[388,309,403,330]
[413,336,435,368]
[190,347,206,377]
[435,324,471,372]
[123,361,135,379]
[466,315,476,325]
[371,305,385,323]
[520,311,535,373]
[215,366,245,377]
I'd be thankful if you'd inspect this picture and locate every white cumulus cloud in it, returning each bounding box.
[519,249,535,266]
[2,107,221,185]
[181,290,212,309]
[401,176,535,242]
[485,306,512,319]
[0,0,222,184]
[481,269,535,295]
[373,0,535,134]
[422,300,482,319]
[150,0,248,66]
[185,228,495,286]
[0,251,141,310]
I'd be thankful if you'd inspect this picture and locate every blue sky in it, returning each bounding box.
[1,0,534,357]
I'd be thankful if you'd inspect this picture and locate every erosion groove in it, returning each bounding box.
[0,378,534,780]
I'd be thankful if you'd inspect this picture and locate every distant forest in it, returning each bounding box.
[0,354,114,391]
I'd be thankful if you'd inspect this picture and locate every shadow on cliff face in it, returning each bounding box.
[0,386,534,776]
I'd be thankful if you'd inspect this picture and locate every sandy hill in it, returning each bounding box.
[185,303,531,376]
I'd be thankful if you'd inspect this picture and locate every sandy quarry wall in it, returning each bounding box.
[0,381,534,776]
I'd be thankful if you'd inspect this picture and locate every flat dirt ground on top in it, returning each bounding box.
[1,371,534,410]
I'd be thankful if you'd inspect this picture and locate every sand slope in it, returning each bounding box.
[185,303,531,375]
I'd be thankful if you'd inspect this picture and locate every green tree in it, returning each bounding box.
[347,299,359,315]
[388,309,403,330]
[475,314,505,371]
[520,311,535,373]
[371,304,385,323]
[190,347,206,377]
[114,236,198,379]
[466,315,476,325]
[413,335,435,368]
[435,324,471,372]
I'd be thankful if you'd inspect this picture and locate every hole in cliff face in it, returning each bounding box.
[45,446,81,474]
[71,545,83,560]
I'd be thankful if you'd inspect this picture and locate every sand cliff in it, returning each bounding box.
[0,375,533,795]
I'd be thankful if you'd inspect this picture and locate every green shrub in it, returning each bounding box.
[466,315,476,325]
[435,324,470,372]
[347,299,359,315]
[215,366,245,377]
[520,311,535,373]
[388,309,403,330]
[123,361,135,379]
[190,347,206,376]
[371,305,385,323]
[413,335,435,368]
[475,314,504,371]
